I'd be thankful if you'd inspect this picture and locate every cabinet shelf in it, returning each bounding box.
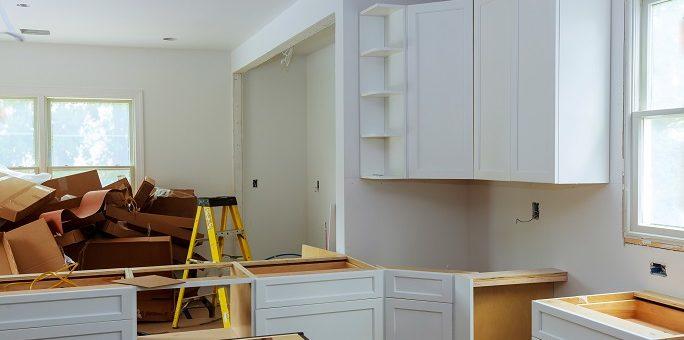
[361,90,402,98]
[361,4,404,16]
[361,175,404,180]
[361,47,403,57]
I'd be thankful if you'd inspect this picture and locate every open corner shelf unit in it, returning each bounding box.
[359,3,407,180]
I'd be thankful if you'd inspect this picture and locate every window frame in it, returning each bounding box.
[0,86,144,188]
[625,0,684,250]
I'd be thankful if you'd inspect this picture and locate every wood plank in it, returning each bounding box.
[0,263,234,283]
[474,282,555,340]
[230,265,253,338]
[139,328,239,339]
[635,291,684,310]
[301,245,340,258]
[470,268,567,287]
[542,299,680,338]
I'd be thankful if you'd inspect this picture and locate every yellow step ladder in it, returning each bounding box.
[172,196,252,329]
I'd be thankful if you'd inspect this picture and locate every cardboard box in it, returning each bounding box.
[78,236,175,322]
[0,233,18,275]
[146,189,197,218]
[0,173,56,222]
[6,219,66,274]
[80,236,173,270]
[134,177,156,209]
[42,170,102,199]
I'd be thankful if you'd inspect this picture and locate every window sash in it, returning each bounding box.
[46,98,134,168]
[630,108,684,244]
[1,94,138,187]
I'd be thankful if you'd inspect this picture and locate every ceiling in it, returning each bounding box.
[0,0,297,50]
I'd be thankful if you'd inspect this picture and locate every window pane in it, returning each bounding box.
[640,115,684,228]
[50,100,131,167]
[0,98,36,167]
[51,168,131,187]
[646,0,684,110]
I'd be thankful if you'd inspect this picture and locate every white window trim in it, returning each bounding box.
[0,86,145,187]
[624,0,684,250]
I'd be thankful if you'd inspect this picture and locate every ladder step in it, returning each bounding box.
[197,196,238,207]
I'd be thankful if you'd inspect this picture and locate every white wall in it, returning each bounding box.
[0,42,233,197]
[242,56,308,259]
[306,44,336,248]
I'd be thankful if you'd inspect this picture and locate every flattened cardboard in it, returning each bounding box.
[42,170,102,199]
[103,177,132,195]
[113,275,182,288]
[101,220,146,238]
[105,206,195,241]
[134,177,156,209]
[0,233,18,275]
[0,173,56,222]
[80,236,173,270]
[56,229,87,247]
[6,219,65,274]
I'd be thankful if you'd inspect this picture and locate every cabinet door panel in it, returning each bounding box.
[385,298,453,340]
[512,0,557,183]
[255,299,383,340]
[407,0,474,179]
[474,0,516,181]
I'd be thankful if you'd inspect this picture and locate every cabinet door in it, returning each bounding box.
[385,298,453,340]
[407,0,473,179]
[511,0,557,183]
[255,299,383,340]
[474,0,516,181]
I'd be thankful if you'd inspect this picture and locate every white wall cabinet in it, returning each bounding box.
[360,1,474,180]
[406,0,474,179]
[385,298,453,340]
[474,0,611,184]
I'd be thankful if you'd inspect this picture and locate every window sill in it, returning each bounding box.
[624,234,684,252]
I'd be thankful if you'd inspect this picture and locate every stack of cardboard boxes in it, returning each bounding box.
[0,169,203,322]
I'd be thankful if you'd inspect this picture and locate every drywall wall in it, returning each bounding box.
[0,42,232,197]
[242,56,308,260]
[306,44,336,248]
[468,0,683,298]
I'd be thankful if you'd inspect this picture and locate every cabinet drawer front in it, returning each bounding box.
[385,298,453,340]
[0,320,134,340]
[0,286,136,331]
[255,270,383,308]
[385,270,453,303]
[255,298,383,340]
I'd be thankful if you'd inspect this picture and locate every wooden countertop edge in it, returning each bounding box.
[466,268,568,287]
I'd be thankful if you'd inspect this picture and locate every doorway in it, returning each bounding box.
[239,26,335,260]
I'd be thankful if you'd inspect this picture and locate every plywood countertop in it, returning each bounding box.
[464,268,568,287]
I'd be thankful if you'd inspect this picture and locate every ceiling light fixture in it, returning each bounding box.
[162,37,177,41]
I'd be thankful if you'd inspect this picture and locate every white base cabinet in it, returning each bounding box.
[385,298,453,340]
[255,298,383,340]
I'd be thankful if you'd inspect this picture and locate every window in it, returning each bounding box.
[627,0,684,249]
[0,91,141,187]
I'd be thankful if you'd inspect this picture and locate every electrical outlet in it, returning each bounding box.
[532,202,540,220]
[650,262,667,277]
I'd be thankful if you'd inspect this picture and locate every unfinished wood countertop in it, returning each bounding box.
[462,268,568,287]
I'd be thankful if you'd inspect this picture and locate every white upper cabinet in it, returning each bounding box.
[474,0,611,184]
[407,0,474,179]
